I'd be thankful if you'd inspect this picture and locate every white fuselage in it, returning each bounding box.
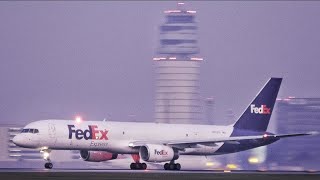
[16,119,233,155]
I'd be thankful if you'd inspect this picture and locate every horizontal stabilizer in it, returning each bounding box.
[274,131,319,138]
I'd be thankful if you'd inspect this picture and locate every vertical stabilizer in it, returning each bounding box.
[233,78,282,132]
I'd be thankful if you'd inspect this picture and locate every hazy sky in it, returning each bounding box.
[1,1,320,125]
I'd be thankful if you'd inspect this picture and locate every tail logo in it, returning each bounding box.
[250,104,271,115]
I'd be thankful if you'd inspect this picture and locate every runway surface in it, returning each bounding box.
[0,169,319,180]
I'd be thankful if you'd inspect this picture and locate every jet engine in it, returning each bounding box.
[80,150,118,162]
[139,144,179,162]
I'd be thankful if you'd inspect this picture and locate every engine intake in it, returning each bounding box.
[80,150,118,162]
[139,144,179,162]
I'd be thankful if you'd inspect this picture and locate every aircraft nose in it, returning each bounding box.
[12,135,24,146]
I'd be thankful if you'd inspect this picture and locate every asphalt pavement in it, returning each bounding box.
[0,169,319,180]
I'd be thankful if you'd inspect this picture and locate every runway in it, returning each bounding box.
[0,169,319,180]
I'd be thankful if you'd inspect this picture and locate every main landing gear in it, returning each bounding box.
[41,149,53,169]
[164,161,181,171]
[130,154,147,170]
[130,162,147,170]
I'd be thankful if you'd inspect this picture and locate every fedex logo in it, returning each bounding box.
[68,125,108,140]
[250,104,271,114]
[154,149,168,156]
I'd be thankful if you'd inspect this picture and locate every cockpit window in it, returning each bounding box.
[21,128,39,134]
[21,129,28,133]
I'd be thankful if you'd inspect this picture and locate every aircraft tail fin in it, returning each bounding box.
[233,77,282,132]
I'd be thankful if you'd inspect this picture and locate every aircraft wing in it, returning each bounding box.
[128,131,317,150]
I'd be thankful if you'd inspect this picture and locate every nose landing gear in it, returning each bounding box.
[41,149,53,169]
[44,162,53,169]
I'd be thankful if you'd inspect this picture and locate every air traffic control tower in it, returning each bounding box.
[153,3,203,124]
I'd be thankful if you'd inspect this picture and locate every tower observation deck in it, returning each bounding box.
[154,3,203,124]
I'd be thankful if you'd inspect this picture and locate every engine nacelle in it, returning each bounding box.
[139,144,179,162]
[80,150,118,162]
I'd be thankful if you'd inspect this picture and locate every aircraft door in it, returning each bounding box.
[48,123,57,146]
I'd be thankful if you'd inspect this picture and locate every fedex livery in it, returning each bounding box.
[68,125,109,140]
[13,78,316,170]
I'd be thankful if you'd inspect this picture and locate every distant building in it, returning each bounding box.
[205,97,215,124]
[266,97,320,170]
[154,3,203,124]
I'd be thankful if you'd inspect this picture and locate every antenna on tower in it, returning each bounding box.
[177,2,186,11]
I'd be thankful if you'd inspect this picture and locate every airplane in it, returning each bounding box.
[12,77,317,170]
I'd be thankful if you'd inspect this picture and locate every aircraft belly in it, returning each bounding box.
[106,141,138,154]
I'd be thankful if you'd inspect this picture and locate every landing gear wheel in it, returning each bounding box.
[44,162,53,169]
[130,163,135,169]
[164,163,181,171]
[130,163,147,170]
[175,163,181,170]
[169,163,175,170]
[135,163,141,169]
[164,163,169,170]
[141,163,147,170]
